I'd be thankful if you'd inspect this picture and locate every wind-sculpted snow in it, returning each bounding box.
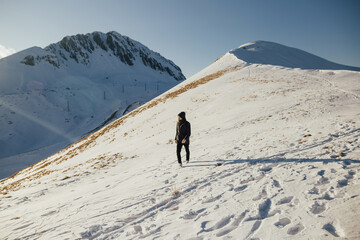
[0,42,359,239]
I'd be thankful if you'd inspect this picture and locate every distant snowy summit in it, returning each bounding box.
[19,31,185,81]
[227,41,360,71]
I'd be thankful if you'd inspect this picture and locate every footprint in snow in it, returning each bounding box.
[133,225,142,234]
[344,170,355,180]
[248,220,262,235]
[252,188,267,201]
[322,223,340,237]
[337,179,348,188]
[273,179,281,188]
[310,201,326,214]
[202,193,223,204]
[287,223,304,235]
[308,187,319,195]
[276,196,293,205]
[316,176,329,185]
[216,210,248,237]
[205,215,234,232]
[181,208,206,220]
[258,199,271,219]
[259,166,272,172]
[246,199,272,221]
[274,217,291,228]
[80,224,103,239]
[317,192,334,201]
[234,185,247,192]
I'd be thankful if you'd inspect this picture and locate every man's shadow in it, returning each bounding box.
[183,158,360,168]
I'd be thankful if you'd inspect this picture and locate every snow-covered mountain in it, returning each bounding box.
[0,41,359,239]
[0,31,185,179]
[229,41,360,71]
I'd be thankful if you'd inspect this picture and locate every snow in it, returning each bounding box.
[232,41,360,71]
[0,31,184,179]
[0,41,360,239]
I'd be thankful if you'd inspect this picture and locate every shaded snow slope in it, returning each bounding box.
[229,41,360,71]
[1,43,359,239]
[0,31,185,179]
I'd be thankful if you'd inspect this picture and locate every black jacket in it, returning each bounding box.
[175,120,191,144]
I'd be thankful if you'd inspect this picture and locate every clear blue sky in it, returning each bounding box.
[0,0,359,77]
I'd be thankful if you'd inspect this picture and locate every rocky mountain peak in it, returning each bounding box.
[21,31,185,81]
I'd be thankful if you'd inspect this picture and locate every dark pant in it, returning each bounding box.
[177,143,190,164]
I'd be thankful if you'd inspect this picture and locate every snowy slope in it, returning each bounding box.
[0,31,185,179]
[0,42,360,239]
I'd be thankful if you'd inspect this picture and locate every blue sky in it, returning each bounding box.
[0,0,359,77]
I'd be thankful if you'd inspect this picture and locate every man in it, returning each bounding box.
[175,111,191,167]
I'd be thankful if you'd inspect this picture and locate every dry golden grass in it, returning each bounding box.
[173,187,180,196]
[1,169,54,194]
[171,184,181,196]
[0,66,241,193]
